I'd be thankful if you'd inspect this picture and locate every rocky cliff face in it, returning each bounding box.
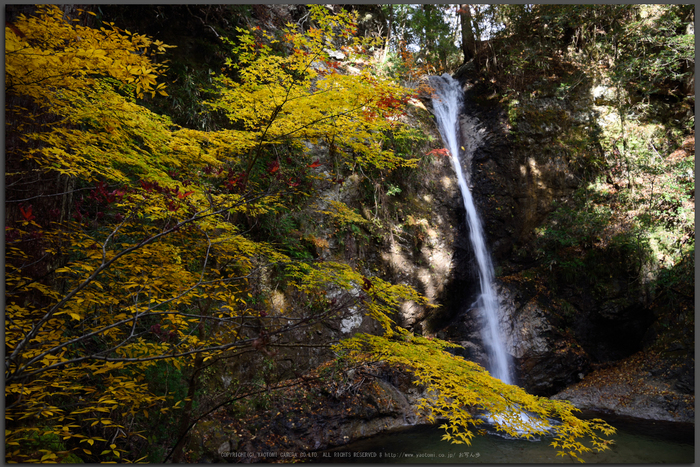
[185,362,432,463]
[414,74,599,395]
[421,70,692,412]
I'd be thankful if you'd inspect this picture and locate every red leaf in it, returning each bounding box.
[427,148,450,157]
[307,160,322,168]
[268,160,280,174]
[19,205,35,222]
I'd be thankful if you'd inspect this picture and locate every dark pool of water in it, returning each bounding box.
[316,411,694,463]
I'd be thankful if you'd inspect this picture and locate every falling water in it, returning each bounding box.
[429,74,512,385]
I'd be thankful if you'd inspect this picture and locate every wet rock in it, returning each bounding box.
[674,373,694,394]
[422,77,672,406]
[374,133,464,333]
[497,282,590,395]
[324,48,345,60]
[439,308,490,371]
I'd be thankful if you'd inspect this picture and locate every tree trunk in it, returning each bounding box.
[460,4,477,63]
[170,353,204,463]
[170,300,211,463]
[381,4,393,64]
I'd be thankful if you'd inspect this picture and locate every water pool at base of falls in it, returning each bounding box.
[317,412,694,463]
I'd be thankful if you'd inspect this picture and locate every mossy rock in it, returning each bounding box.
[187,419,240,463]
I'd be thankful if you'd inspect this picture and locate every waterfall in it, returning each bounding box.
[429,74,513,385]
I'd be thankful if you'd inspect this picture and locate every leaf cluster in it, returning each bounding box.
[337,329,616,462]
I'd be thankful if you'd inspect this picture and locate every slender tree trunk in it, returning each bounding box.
[170,353,204,463]
[381,4,393,64]
[170,300,211,463]
[460,4,477,63]
[59,174,75,223]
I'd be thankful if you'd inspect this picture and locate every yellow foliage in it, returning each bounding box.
[3,5,461,463]
[6,5,173,101]
[319,200,369,227]
[337,330,616,461]
[207,6,417,178]
[5,7,217,187]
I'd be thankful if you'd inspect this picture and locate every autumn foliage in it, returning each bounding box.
[5,5,422,462]
[5,5,615,463]
[338,330,616,462]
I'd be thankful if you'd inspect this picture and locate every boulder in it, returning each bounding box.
[498,282,590,395]
[552,351,694,423]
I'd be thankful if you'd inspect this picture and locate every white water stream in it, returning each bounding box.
[429,75,554,436]
[429,74,512,385]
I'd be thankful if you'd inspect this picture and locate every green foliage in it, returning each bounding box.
[508,104,604,174]
[259,210,315,260]
[385,125,431,168]
[485,4,693,112]
[493,3,694,307]
[534,117,693,295]
[535,190,612,252]
[406,5,461,71]
[141,362,190,462]
[386,184,402,197]
[380,4,462,77]
[535,181,655,288]
[11,431,84,464]
[653,247,694,300]
[610,5,694,98]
